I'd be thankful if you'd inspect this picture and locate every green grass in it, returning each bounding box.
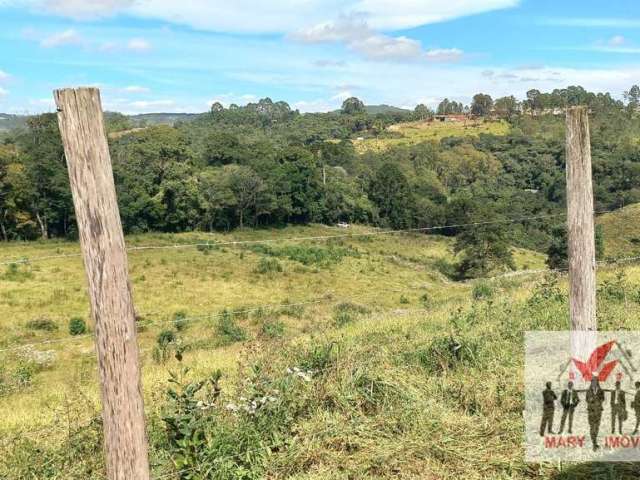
[598,203,640,259]
[1,221,640,479]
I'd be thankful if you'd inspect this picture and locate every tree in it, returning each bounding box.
[624,85,640,112]
[526,89,543,113]
[16,114,73,239]
[341,97,365,115]
[437,98,464,115]
[471,93,493,117]
[451,198,515,278]
[368,163,413,229]
[494,96,519,118]
[210,101,224,113]
[546,224,605,270]
[414,104,433,121]
[202,131,244,165]
[226,165,268,228]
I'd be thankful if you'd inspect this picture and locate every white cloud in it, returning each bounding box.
[121,85,150,93]
[17,0,518,34]
[425,48,464,62]
[542,17,640,28]
[0,70,9,81]
[292,16,462,62]
[42,0,133,19]
[0,87,8,96]
[313,59,347,68]
[40,29,83,48]
[352,0,519,31]
[609,35,625,46]
[129,99,174,109]
[127,38,152,52]
[331,90,353,102]
[206,93,258,108]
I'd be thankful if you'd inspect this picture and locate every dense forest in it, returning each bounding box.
[1,85,640,275]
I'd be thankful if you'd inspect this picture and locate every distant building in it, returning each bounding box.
[434,114,468,122]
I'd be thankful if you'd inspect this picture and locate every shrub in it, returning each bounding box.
[472,281,494,300]
[196,242,218,254]
[153,330,177,364]
[162,369,222,476]
[216,310,247,344]
[407,335,482,374]
[26,317,58,332]
[254,257,283,274]
[399,295,410,304]
[333,302,370,327]
[3,262,34,282]
[68,317,87,336]
[172,310,188,331]
[262,319,285,338]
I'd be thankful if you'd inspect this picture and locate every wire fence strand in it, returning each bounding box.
[0,211,575,266]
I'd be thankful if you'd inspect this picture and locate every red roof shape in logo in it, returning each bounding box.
[572,341,619,381]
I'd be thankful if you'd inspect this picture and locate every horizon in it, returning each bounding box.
[1,1,640,115]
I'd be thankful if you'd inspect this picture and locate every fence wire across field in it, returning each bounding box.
[0,304,431,464]
[0,297,334,354]
[3,254,640,355]
[0,211,576,267]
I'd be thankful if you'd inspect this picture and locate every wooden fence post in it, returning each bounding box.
[54,87,150,480]
[566,106,597,361]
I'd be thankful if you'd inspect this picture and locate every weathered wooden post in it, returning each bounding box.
[566,106,597,331]
[54,87,150,480]
[565,106,597,362]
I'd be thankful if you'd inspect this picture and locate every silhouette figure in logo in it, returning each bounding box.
[586,377,606,450]
[540,381,557,436]
[611,381,628,435]
[558,381,580,434]
[632,382,640,435]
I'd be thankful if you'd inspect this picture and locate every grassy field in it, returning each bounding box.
[1,219,640,479]
[353,119,511,154]
[597,203,640,259]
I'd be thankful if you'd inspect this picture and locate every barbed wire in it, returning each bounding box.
[0,297,335,354]
[0,304,427,455]
[3,254,640,354]
[0,211,575,267]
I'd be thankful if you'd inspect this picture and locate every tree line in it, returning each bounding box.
[1,86,640,277]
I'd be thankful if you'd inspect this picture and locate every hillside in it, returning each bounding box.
[128,112,202,126]
[598,203,640,259]
[1,224,639,478]
[0,114,28,133]
[353,118,511,153]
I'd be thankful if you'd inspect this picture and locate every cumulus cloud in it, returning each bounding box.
[127,38,151,52]
[42,0,134,19]
[292,16,462,62]
[313,59,347,68]
[0,70,9,81]
[16,0,518,34]
[0,87,8,96]
[121,85,150,93]
[40,29,84,48]
[206,93,258,108]
[129,99,174,109]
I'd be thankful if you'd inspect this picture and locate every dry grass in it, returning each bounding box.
[353,119,511,154]
[1,217,640,479]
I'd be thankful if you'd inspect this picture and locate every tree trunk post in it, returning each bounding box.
[53,87,150,480]
[565,106,597,359]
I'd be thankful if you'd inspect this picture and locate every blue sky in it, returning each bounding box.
[0,0,639,114]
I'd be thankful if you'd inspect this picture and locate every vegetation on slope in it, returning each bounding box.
[0,224,639,478]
